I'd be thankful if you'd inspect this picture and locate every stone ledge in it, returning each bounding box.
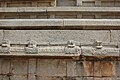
[0,19,120,27]
[0,41,119,57]
[0,7,120,12]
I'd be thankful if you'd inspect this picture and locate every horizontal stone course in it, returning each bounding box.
[3,30,110,43]
[0,19,120,27]
[0,7,120,12]
[0,30,119,57]
[0,58,118,80]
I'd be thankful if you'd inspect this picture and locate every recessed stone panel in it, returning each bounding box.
[4,30,110,43]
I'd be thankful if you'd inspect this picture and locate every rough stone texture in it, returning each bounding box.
[67,60,84,76]
[37,76,65,80]
[47,7,120,12]
[81,47,119,57]
[116,61,120,77]
[94,61,115,77]
[4,30,110,43]
[28,59,36,80]
[83,61,94,77]
[10,59,28,75]
[64,19,120,26]
[57,0,75,6]
[0,0,119,80]
[111,30,120,42]
[0,19,120,27]
[10,75,27,80]
[0,60,2,74]
[28,59,36,74]
[0,30,3,43]
[36,59,67,76]
[0,19,63,27]
[94,77,115,80]
[0,58,118,80]
[82,77,94,80]
[67,60,94,77]
[1,59,10,74]
[0,7,46,12]
[2,75,9,80]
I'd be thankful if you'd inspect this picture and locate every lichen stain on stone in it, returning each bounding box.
[83,60,115,77]
[83,61,94,76]
[101,62,115,77]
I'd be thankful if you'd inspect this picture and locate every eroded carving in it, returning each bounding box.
[95,41,103,49]
[64,40,81,54]
[0,40,10,53]
[81,41,119,57]
[25,41,38,54]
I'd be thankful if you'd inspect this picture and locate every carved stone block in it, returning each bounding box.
[82,47,119,57]
[25,41,38,54]
[0,40,10,53]
[64,40,81,54]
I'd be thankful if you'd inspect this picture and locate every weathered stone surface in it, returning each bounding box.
[64,19,120,26]
[11,59,28,75]
[0,19,63,27]
[94,61,101,77]
[0,30,3,43]
[116,61,120,77]
[116,78,120,80]
[37,76,65,80]
[28,74,36,80]
[81,47,119,57]
[1,59,10,74]
[10,75,27,80]
[65,42,81,54]
[0,7,46,12]
[25,47,38,54]
[0,19,120,27]
[0,58,117,80]
[0,75,2,80]
[100,62,115,77]
[4,30,110,43]
[83,61,94,77]
[76,0,82,6]
[82,77,94,80]
[28,59,36,74]
[94,61,115,77]
[37,76,83,80]
[0,0,119,80]
[36,59,66,76]
[67,60,94,77]
[57,0,75,6]
[47,7,120,12]
[67,60,84,76]
[111,30,120,42]
[94,77,115,80]
[0,60,2,74]
[65,77,82,80]
[0,40,10,53]
[2,75,9,80]
[28,59,36,80]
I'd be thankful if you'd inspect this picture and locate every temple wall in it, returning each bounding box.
[0,0,120,80]
[0,58,119,80]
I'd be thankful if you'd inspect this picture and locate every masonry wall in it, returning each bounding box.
[0,30,119,80]
[0,0,120,20]
[0,57,119,80]
[0,0,120,80]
